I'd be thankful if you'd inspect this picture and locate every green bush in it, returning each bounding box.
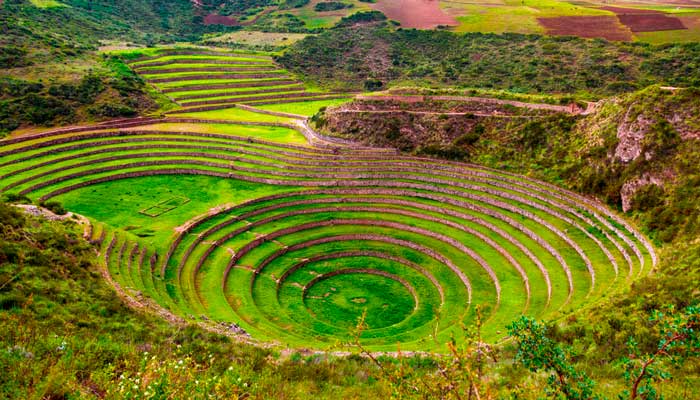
[364,78,384,91]
[314,1,352,12]
[630,184,665,212]
[416,144,468,160]
[39,201,67,215]
[279,0,310,9]
[88,102,137,117]
[2,193,31,204]
[0,46,30,68]
[48,75,104,104]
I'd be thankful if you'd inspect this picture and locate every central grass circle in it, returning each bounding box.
[303,271,416,330]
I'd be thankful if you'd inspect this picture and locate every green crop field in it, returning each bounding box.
[0,48,657,352]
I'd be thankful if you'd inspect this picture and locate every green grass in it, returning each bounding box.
[29,0,66,8]
[178,90,315,103]
[130,55,272,66]
[255,98,353,116]
[157,77,291,89]
[303,267,418,330]
[136,63,276,71]
[170,106,299,123]
[131,122,310,145]
[168,84,304,99]
[55,176,294,254]
[141,70,287,79]
[635,27,700,44]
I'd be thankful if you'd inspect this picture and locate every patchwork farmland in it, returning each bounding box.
[0,48,657,351]
[438,0,700,42]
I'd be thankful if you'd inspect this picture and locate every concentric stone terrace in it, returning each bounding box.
[0,49,656,351]
[128,48,350,113]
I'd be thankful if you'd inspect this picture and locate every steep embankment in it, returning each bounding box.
[314,95,566,152]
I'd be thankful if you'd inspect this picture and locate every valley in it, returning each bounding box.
[1,1,699,398]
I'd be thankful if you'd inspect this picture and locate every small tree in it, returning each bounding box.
[507,316,598,399]
[620,305,700,400]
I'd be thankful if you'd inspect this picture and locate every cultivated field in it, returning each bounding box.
[439,0,700,42]
[0,48,657,352]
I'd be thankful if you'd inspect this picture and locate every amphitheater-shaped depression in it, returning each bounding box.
[0,50,657,352]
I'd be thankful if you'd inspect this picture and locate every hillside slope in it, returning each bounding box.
[278,24,700,96]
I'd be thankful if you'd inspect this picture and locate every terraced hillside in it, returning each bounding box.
[0,49,657,352]
[125,48,353,115]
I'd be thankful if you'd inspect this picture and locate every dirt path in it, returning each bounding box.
[334,109,538,118]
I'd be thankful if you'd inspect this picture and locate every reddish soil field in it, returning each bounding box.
[617,14,686,31]
[538,16,633,41]
[600,6,686,32]
[371,0,458,29]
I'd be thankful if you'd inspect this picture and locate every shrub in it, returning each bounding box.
[314,1,352,12]
[279,0,309,9]
[364,78,384,91]
[0,46,30,68]
[48,75,104,104]
[334,11,387,28]
[88,102,137,117]
[40,201,67,215]
[416,144,468,160]
[2,193,31,204]
[15,93,73,125]
[630,184,665,212]
[454,130,481,147]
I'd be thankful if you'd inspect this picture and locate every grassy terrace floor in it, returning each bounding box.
[0,48,656,352]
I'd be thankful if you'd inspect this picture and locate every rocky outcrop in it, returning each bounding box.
[620,170,674,212]
[614,107,655,163]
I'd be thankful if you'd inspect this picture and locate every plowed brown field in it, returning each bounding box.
[601,6,686,32]
[538,16,633,41]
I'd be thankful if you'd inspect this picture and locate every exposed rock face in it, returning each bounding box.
[613,92,700,164]
[614,108,653,163]
[323,108,480,150]
[620,170,674,212]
